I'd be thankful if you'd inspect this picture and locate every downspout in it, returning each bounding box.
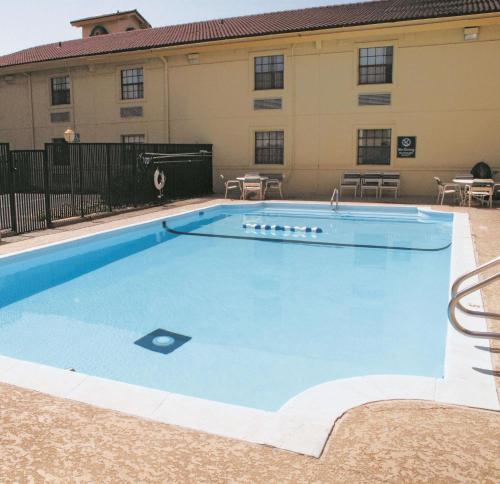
[159,56,170,142]
[23,73,35,149]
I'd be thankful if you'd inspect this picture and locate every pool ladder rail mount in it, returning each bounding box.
[448,256,500,339]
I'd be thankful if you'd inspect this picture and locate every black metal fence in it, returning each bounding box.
[0,142,212,234]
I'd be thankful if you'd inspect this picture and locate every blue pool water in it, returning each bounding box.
[0,203,453,410]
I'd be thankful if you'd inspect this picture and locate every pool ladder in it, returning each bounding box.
[448,256,500,339]
[330,188,339,212]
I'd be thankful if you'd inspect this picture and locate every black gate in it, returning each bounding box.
[0,142,213,235]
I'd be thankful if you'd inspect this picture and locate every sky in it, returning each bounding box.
[0,0,361,55]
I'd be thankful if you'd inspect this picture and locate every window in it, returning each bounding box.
[357,129,392,165]
[121,68,144,100]
[121,134,145,144]
[52,138,70,166]
[90,25,109,36]
[359,46,393,84]
[255,55,284,90]
[51,76,71,105]
[255,131,284,165]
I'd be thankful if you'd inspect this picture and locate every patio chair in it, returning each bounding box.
[360,173,382,198]
[468,184,494,208]
[220,174,241,199]
[434,177,459,205]
[339,172,361,197]
[262,174,284,199]
[380,172,401,199]
[241,176,264,200]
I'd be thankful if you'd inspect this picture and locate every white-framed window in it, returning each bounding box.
[121,134,145,144]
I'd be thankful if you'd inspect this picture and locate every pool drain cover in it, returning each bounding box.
[134,329,191,355]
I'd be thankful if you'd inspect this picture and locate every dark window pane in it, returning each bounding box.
[51,76,71,105]
[121,68,144,100]
[359,46,393,84]
[255,55,284,90]
[255,131,284,164]
[357,129,391,165]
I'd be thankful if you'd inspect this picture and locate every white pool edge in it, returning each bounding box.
[0,202,497,458]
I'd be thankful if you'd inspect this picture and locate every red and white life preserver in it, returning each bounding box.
[153,168,166,191]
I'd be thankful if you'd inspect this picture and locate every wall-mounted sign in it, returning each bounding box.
[397,136,416,158]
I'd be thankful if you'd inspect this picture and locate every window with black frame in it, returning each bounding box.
[255,131,284,165]
[255,55,284,90]
[359,46,393,84]
[121,68,144,100]
[357,129,392,165]
[51,76,71,105]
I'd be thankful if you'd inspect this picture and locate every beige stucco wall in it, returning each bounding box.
[1,15,500,197]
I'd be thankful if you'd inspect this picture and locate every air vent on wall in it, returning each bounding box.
[254,98,282,110]
[358,93,391,106]
[50,112,71,123]
[120,106,144,118]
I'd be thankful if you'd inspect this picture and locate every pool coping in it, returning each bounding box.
[0,201,498,458]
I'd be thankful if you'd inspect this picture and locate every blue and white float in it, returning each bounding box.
[242,223,323,233]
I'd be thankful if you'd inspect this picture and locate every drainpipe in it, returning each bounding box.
[23,73,36,149]
[159,56,170,142]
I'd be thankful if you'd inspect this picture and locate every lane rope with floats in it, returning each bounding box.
[161,221,451,252]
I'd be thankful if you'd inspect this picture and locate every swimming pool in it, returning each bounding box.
[0,203,453,411]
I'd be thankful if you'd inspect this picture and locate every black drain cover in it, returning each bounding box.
[134,328,191,355]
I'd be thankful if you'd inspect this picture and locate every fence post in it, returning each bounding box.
[132,144,138,207]
[7,146,18,233]
[78,144,84,218]
[42,145,52,228]
[106,144,112,212]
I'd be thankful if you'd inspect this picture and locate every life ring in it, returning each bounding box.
[153,168,166,191]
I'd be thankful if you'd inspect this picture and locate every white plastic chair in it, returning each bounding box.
[339,172,361,197]
[434,177,459,205]
[380,172,400,199]
[468,184,494,208]
[360,173,382,198]
[241,176,264,200]
[220,174,241,199]
[263,174,284,199]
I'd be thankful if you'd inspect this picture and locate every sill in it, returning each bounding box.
[357,82,393,87]
[119,98,145,104]
[253,88,284,93]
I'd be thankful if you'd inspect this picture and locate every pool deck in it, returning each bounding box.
[0,197,499,481]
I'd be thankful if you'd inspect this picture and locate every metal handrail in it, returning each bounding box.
[330,188,339,211]
[448,256,500,339]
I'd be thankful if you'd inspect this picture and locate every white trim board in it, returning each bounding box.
[0,202,497,458]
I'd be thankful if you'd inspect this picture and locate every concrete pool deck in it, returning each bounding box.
[0,197,499,481]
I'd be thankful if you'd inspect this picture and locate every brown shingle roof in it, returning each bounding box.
[1,0,500,69]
